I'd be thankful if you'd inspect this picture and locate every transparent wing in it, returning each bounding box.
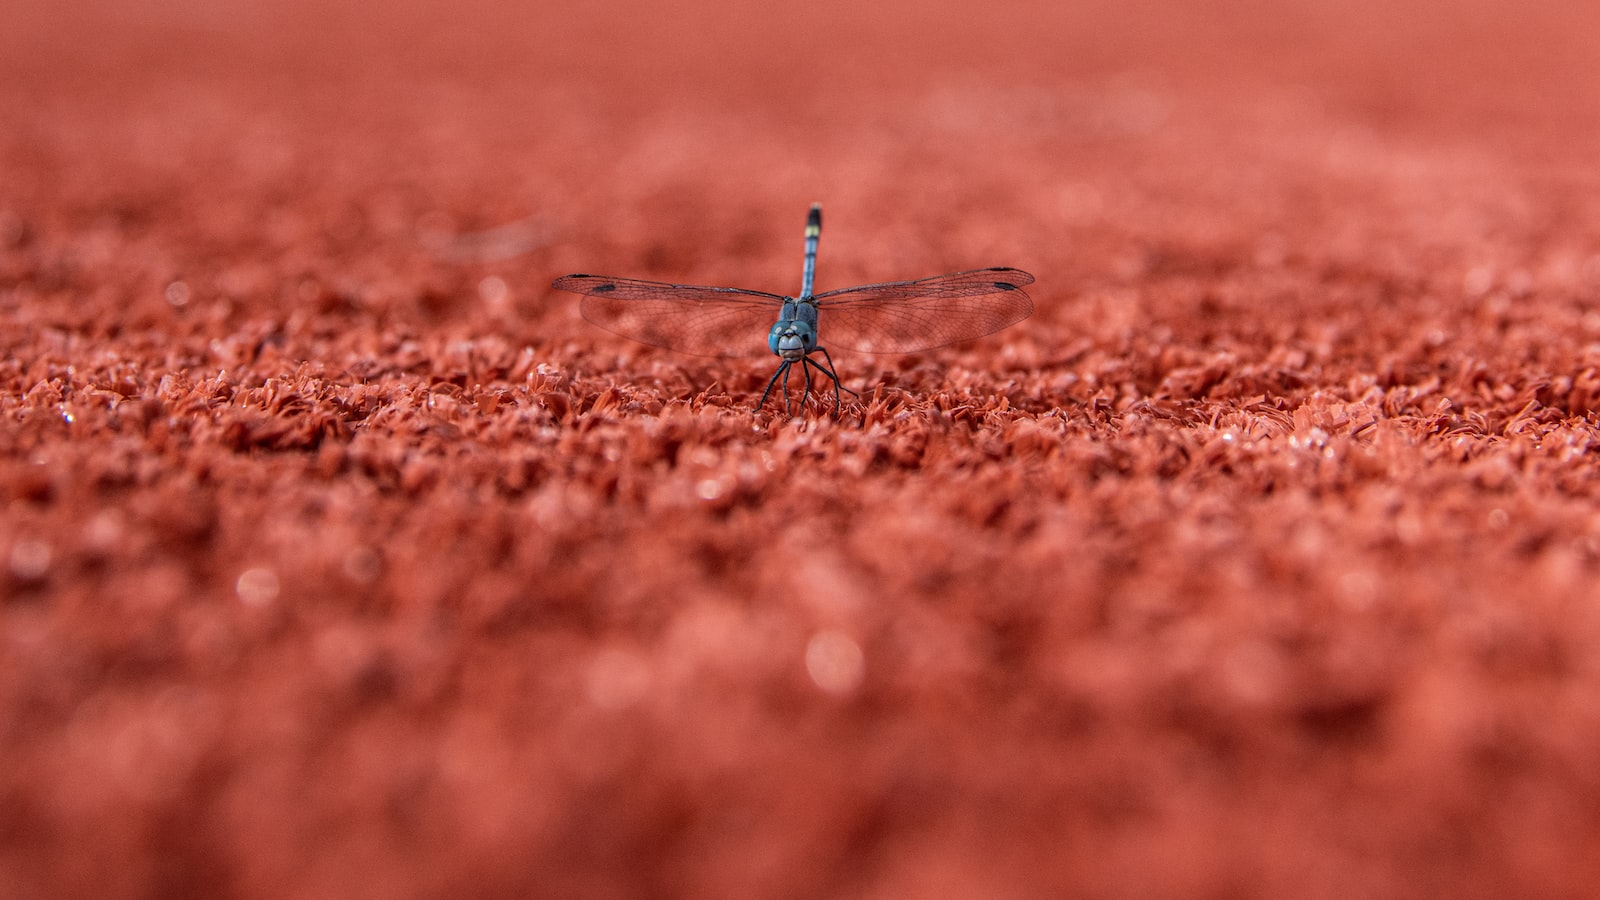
[553,274,786,358]
[812,267,1035,353]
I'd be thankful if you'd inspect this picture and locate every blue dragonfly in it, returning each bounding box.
[552,205,1034,414]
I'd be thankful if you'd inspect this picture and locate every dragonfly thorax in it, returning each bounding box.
[768,299,819,360]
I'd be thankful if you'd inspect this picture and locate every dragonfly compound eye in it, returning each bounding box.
[769,320,814,358]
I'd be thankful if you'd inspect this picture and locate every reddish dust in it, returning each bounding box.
[6,1,1600,897]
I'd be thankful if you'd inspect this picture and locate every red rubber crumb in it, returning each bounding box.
[6,1,1600,897]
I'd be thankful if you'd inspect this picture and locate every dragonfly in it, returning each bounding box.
[552,205,1034,414]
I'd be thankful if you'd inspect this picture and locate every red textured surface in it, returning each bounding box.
[7,1,1600,897]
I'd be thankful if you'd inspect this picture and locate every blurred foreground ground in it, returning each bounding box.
[6,1,1600,897]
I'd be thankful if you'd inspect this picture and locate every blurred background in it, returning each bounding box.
[7,2,1600,898]
[6,0,1598,312]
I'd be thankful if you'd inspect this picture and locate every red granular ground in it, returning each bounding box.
[6,1,1600,897]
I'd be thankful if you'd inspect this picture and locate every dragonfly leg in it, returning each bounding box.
[759,360,792,412]
[811,346,858,413]
[802,357,839,415]
[815,347,859,397]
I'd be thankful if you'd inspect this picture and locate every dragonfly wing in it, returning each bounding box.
[812,267,1035,353]
[553,274,785,359]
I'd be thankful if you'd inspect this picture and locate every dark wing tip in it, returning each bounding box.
[552,274,618,294]
[982,267,1036,287]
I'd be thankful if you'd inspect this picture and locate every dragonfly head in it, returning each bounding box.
[768,317,816,360]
